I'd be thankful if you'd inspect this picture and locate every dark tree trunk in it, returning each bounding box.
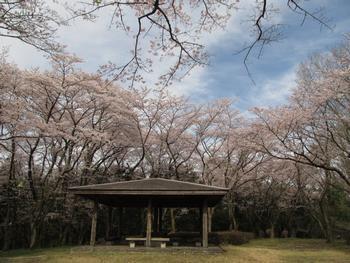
[29,222,37,249]
[170,208,176,233]
[90,201,98,246]
[2,205,12,250]
[270,224,275,239]
[105,207,112,240]
[78,221,85,245]
[228,202,238,231]
[208,207,214,233]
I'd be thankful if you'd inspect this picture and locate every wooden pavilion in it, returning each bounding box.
[69,178,228,248]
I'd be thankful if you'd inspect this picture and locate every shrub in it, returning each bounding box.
[167,231,255,245]
[168,232,199,239]
[168,232,201,245]
[209,231,255,245]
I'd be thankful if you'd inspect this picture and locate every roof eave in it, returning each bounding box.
[71,190,228,196]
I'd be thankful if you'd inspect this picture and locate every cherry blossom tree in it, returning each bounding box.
[0,0,63,53]
[69,0,331,86]
[0,53,139,248]
[248,37,350,242]
[252,37,350,189]
[1,37,349,248]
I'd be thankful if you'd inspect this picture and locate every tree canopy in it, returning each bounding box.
[0,0,349,251]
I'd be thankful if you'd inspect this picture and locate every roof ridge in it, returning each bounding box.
[69,178,147,189]
[69,177,229,191]
[150,177,228,190]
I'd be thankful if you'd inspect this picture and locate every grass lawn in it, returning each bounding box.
[1,239,349,263]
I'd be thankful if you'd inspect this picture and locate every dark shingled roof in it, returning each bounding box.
[69,178,228,192]
[69,178,229,208]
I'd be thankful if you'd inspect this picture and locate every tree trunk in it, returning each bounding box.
[146,199,152,247]
[78,221,85,245]
[270,224,275,239]
[319,171,334,243]
[320,202,333,243]
[27,139,40,201]
[90,201,98,246]
[2,205,12,250]
[3,138,17,250]
[228,202,238,231]
[105,207,112,240]
[290,228,296,238]
[199,207,203,237]
[170,209,176,233]
[311,209,328,241]
[29,222,37,249]
[60,224,70,245]
[208,207,214,233]
[202,200,208,248]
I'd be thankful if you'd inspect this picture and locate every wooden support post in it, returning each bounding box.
[202,199,208,248]
[146,199,152,247]
[90,201,98,246]
[199,207,203,237]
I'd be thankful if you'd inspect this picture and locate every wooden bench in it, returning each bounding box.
[125,237,170,248]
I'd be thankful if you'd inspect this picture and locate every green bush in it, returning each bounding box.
[209,231,255,245]
[167,231,254,245]
[168,232,199,239]
[168,232,200,245]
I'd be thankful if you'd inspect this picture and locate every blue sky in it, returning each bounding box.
[1,0,349,113]
[187,0,350,111]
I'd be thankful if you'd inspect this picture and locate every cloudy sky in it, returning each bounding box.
[1,0,349,113]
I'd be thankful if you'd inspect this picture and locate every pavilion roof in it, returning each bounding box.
[68,178,229,208]
[69,178,228,193]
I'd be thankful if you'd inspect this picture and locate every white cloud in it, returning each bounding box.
[252,67,296,108]
[2,2,135,72]
[170,66,209,98]
[0,37,49,69]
